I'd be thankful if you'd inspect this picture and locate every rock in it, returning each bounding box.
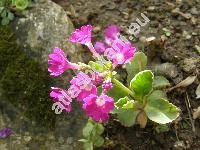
[0,1,86,149]
[153,62,183,84]
[12,0,83,65]
[153,63,179,78]
[190,7,198,15]
[181,58,200,73]
[0,93,86,149]
[173,141,186,150]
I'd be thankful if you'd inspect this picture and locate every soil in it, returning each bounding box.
[53,0,200,149]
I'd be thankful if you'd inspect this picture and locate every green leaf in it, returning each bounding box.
[130,70,154,101]
[153,76,170,89]
[88,61,105,72]
[117,109,139,127]
[145,98,179,124]
[122,100,136,109]
[115,97,136,110]
[13,0,29,10]
[96,123,104,135]
[147,90,167,102]
[1,9,7,18]
[115,96,130,108]
[0,2,4,7]
[0,7,4,13]
[108,85,127,102]
[1,17,10,25]
[126,52,147,83]
[155,124,169,133]
[93,136,104,147]
[7,11,14,20]
[83,122,94,138]
[83,142,93,150]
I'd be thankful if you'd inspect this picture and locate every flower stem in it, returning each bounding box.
[87,43,100,58]
[112,78,135,98]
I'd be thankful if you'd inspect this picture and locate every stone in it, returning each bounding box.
[153,62,183,84]
[181,58,200,73]
[12,0,83,65]
[0,0,86,149]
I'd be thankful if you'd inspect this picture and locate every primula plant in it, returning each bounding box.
[0,0,29,25]
[48,24,180,150]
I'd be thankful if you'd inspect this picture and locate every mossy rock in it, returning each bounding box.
[0,26,57,129]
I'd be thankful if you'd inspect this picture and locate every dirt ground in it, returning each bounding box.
[53,0,200,149]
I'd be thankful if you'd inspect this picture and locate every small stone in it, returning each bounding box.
[191,7,198,15]
[66,137,74,144]
[146,36,156,42]
[148,6,155,11]
[154,63,178,78]
[107,2,116,10]
[181,58,199,73]
[174,141,186,150]
[182,31,191,39]
[23,136,32,142]
[176,0,182,4]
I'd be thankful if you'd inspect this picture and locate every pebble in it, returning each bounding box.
[191,7,198,15]
[181,58,199,73]
[174,141,186,150]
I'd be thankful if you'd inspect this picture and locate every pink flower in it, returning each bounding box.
[69,25,92,45]
[105,25,120,45]
[105,39,136,65]
[50,87,72,112]
[70,72,97,101]
[48,47,79,76]
[94,42,106,54]
[83,94,114,122]
[69,25,100,57]
[76,85,97,101]
[102,80,113,93]
[90,72,103,86]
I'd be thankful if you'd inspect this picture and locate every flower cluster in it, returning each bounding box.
[48,25,136,122]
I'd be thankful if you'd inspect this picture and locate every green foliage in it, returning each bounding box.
[130,70,154,101]
[88,59,112,73]
[88,61,106,72]
[0,26,21,76]
[155,124,169,133]
[113,52,179,127]
[147,90,167,102]
[114,97,138,127]
[80,120,105,150]
[0,26,57,129]
[0,0,29,26]
[107,85,127,102]
[117,109,139,127]
[145,98,179,124]
[0,7,14,25]
[115,96,136,110]
[12,0,29,10]
[126,52,147,83]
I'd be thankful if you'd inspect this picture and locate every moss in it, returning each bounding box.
[0,26,57,129]
[0,26,21,77]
